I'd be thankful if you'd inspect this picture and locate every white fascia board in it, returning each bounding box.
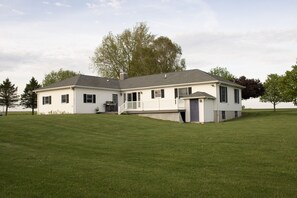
[35,85,120,93]
[219,82,245,89]
[74,86,120,92]
[34,86,74,93]
[182,96,215,100]
[120,81,219,92]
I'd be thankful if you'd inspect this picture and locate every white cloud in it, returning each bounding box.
[0,3,3,7]
[42,1,50,5]
[86,2,99,9]
[87,0,122,9]
[106,0,122,9]
[175,29,297,80]
[11,9,24,15]
[55,2,71,8]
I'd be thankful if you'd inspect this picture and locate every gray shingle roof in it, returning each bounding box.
[182,91,215,99]
[36,69,243,92]
[36,75,120,91]
[119,69,239,89]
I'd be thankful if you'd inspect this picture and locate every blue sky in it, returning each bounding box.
[1,0,297,108]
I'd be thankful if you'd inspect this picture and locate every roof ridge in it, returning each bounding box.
[123,69,200,81]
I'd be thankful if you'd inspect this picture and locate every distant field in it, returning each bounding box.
[0,109,297,197]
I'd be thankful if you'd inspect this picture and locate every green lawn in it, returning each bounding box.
[0,109,297,197]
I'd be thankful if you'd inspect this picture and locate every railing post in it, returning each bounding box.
[158,99,160,110]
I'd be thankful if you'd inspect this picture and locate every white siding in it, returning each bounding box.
[122,83,217,111]
[74,88,120,114]
[198,99,204,123]
[37,88,121,114]
[216,85,242,111]
[37,88,74,114]
[36,80,242,123]
[204,99,215,122]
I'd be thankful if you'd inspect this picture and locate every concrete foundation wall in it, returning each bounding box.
[138,112,183,122]
[214,110,242,122]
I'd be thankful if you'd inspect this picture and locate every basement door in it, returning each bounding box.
[190,99,199,122]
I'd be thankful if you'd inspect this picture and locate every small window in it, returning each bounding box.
[174,87,192,98]
[155,90,161,98]
[42,96,51,105]
[61,94,69,103]
[220,86,228,103]
[151,89,165,98]
[235,111,238,118]
[83,94,96,103]
[234,89,240,104]
[222,111,226,120]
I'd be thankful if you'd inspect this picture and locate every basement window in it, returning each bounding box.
[222,111,226,120]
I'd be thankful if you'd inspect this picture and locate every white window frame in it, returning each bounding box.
[83,94,96,103]
[42,96,51,105]
[61,94,69,104]
[175,87,192,98]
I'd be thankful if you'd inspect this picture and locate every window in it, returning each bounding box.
[235,111,238,118]
[174,87,192,98]
[151,89,165,98]
[61,94,69,103]
[42,96,51,105]
[83,94,96,103]
[220,86,228,103]
[222,111,226,120]
[234,89,239,104]
[127,92,138,109]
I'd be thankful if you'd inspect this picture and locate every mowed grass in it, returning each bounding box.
[0,110,297,197]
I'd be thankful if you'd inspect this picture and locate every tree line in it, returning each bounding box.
[1,23,296,115]
[1,65,295,115]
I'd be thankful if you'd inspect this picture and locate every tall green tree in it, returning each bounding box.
[282,65,297,105]
[21,77,41,115]
[92,22,186,79]
[209,67,235,81]
[260,74,284,111]
[42,69,78,87]
[0,78,19,116]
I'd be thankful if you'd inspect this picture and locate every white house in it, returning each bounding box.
[35,69,244,123]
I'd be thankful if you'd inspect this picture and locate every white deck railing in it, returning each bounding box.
[118,99,185,114]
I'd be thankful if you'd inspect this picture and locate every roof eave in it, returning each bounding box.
[34,85,121,93]
[34,86,75,93]
[120,80,220,91]
[182,96,216,100]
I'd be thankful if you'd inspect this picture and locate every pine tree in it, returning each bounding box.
[21,77,41,115]
[0,78,19,116]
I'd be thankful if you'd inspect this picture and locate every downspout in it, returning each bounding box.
[71,86,76,114]
[216,83,221,123]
